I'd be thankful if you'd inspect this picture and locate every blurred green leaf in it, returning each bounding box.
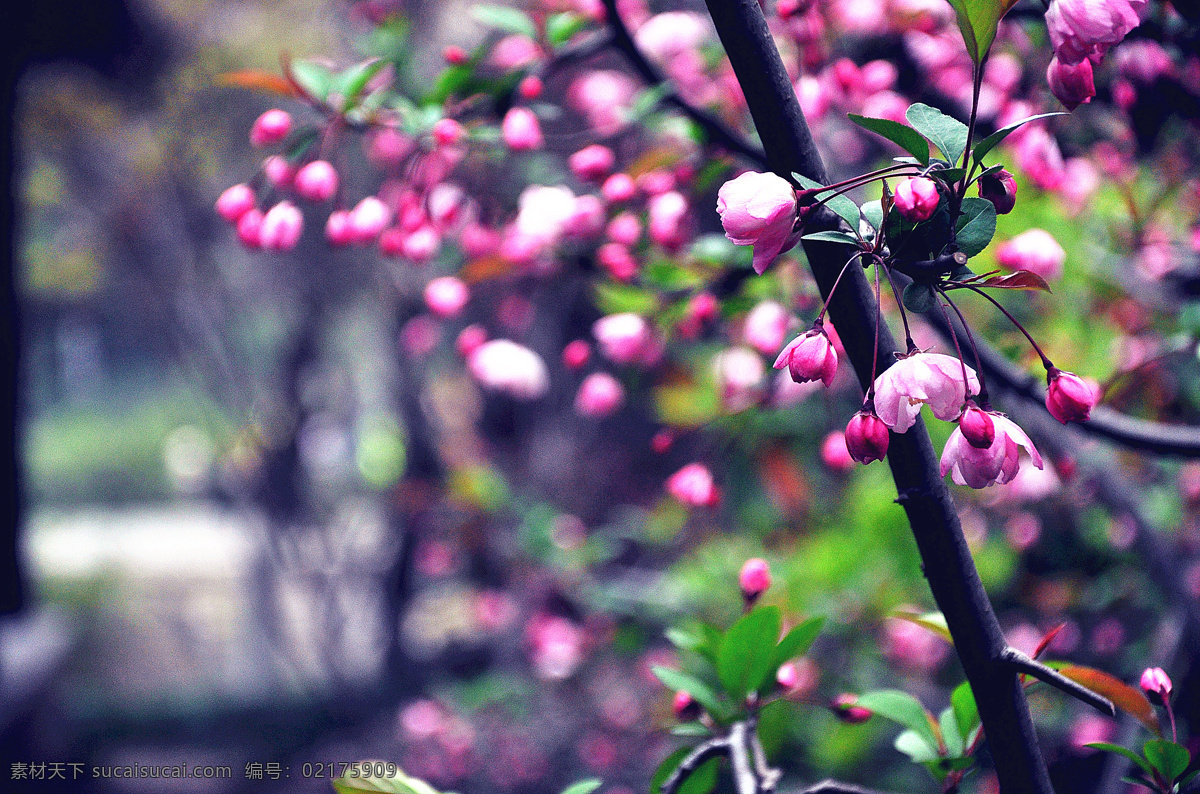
[335,59,387,106]
[332,766,443,794]
[470,4,538,38]
[718,606,781,702]
[651,666,725,719]
[939,707,963,757]
[763,616,824,694]
[546,12,587,47]
[650,749,719,794]
[895,729,941,763]
[289,59,334,102]
[856,690,940,753]
[890,610,952,644]
[594,282,659,315]
[559,779,603,794]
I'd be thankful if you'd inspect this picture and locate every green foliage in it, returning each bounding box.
[955,197,997,258]
[906,103,969,167]
[469,4,538,39]
[942,0,1020,65]
[847,114,930,164]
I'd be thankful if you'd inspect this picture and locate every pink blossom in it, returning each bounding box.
[401,225,441,263]
[575,372,625,417]
[423,276,469,318]
[845,411,890,464]
[525,614,584,680]
[977,169,1017,214]
[259,201,304,251]
[293,160,339,202]
[995,229,1066,280]
[250,109,291,148]
[1047,56,1096,111]
[832,693,871,723]
[672,690,701,722]
[456,324,487,357]
[431,118,464,148]
[1013,127,1067,191]
[716,347,765,411]
[744,301,791,356]
[940,413,1044,488]
[596,243,638,281]
[959,403,996,449]
[716,171,799,274]
[519,75,543,99]
[325,209,353,246]
[601,173,638,203]
[893,177,940,222]
[236,208,264,249]
[638,170,675,196]
[738,558,771,599]
[1046,368,1099,423]
[667,463,720,507]
[502,107,543,151]
[562,195,605,239]
[635,12,710,64]
[215,183,256,223]
[648,191,690,251]
[593,313,652,364]
[366,126,414,167]
[1046,0,1144,66]
[263,155,294,188]
[883,614,950,672]
[467,340,550,400]
[776,658,819,698]
[774,328,838,387]
[569,145,616,182]
[873,352,981,432]
[562,339,590,370]
[347,196,392,243]
[1140,667,1172,703]
[821,430,855,472]
[490,34,542,70]
[568,70,637,135]
[606,212,642,246]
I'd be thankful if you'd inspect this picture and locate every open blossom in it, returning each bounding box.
[873,352,981,433]
[1046,0,1144,66]
[744,301,791,356]
[467,340,549,400]
[774,327,838,387]
[940,413,1044,488]
[716,171,799,274]
[667,463,720,507]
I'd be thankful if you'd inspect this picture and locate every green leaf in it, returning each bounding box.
[856,690,940,753]
[861,200,884,234]
[954,197,997,258]
[335,59,387,106]
[470,4,538,38]
[895,729,941,763]
[1143,739,1191,782]
[651,666,725,719]
[289,59,334,103]
[670,723,713,737]
[546,12,587,47]
[793,174,861,231]
[1086,743,1153,774]
[650,749,719,794]
[890,610,953,644]
[594,283,658,315]
[560,779,603,794]
[906,103,969,167]
[972,112,1066,165]
[951,682,980,747]
[717,606,782,702]
[847,113,930,164]
[902,282,936,313]
[942,0,1021,65]
[665,627,705,652]
[801,230,859,246]
[770,616,825,668]
[939,707,963,757]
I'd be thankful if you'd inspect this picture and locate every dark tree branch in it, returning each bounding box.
[660,735,730,794]
[698,0,1054,791]
[1000,646,1116,715]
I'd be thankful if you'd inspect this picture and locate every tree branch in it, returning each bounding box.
[698,0,1054,791]
[999,646,1116,715]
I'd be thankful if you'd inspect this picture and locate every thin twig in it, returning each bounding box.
[999,647,1116,716]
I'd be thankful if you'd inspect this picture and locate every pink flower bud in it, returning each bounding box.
[738,558,771,600]
[263,155,294,188]
[502,107,543,151]
[893,176,940,222]
[593,313,652,364]
[672,690,702,722]
[456,324,487,357]
[601,173,638,203]
[575,372,625,417]
[996,228,1066,280]
[647,190,689,251]
[773,328,838,387]
[468,339,549,400]
[959,404,996,449]
[518,75,544,99]
[832,693,872,724]
[293,160,339,202]
[250,109,292,148]
[236,208,264,249]
[423,276,469,318]
[562,340,591,370]
[596,243,638,282]
[366,127,414,167]
[1140,667,1172,704]
[716,171,799,274]
[325,210,354,246]
[666,463,720,507]
[432,118,465,148]
[638,170,676,196]
[606,213,642,246]
[564,195,607,238]
[845,411,889,465]
[569,145,616,182]
[401,225,442,263]
[1046,368,1098,423]
[1047,56,1095,111]
[820,430,855,472]
[443,45,468,65]
[651,429,675,454]
[259,201,304,251]
[348,196,392,243]
[977,169,1017,214]
[215,183,257,223]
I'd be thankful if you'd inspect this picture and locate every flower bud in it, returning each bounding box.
[236,208,264,249]
[569,145,616,182]
[672,690,702,722]
[959,404,996,449]
[977,169,1017,214]
[250,109,292,148]
[215,183,257,223]
[443,45,468,65]
[518,75,544,99]
[893,176,940,222]
[423,276,469,318]
[773,328,837,387]
[831,693,872,724]
[259,201,303,251]
[821,431,855,473]
[1047,56,1095,112]
[716,171,799,274]
[561,340,591,370]
[432,118,465,147]
[502,107,543,151]
[575,372,625,417]
[667,463,720,508]
[347,196,392,243]
[325,210,354,246]
[601,173,638,203]
[1046,368,1098,423]
[739,558,771,601]
[263,155,294,188]
[1140,667,1172,705]
[293,160,339,202]
[456,324,487,358]
[845,410,889,465]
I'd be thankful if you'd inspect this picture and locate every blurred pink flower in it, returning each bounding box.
[744,301,791,356]
[667,463,720,507]
[593,313,653,364]
[502,107,543,151]
[250,109,291,148]
[467,340,549,400]
[575,372,625,417]
[423,276,469,318]
[1047,56,1096,110]
[995,228,1066,280]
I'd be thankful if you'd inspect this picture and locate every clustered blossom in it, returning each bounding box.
[873,353,980,434]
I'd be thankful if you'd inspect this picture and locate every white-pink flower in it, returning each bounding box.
[467,340,549,400]
[574,372,625,417]
[666,463,720,507]
[995,228,1066,280]
[940,413,1044,488]
[716,171,799,274]
[873,352,980,433]
[1046,0,1144,66]
[743,301,791,356]
[593,313,653,365]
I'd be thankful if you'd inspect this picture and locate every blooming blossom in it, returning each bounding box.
[1046,0,1144,66]
[873,352,980,432]
[716,171,799,274]
[666,463,720,507]
[940,413,1044,488]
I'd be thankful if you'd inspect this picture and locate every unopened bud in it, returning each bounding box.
[1140,667,1172,705]
[832,693,871,724]
[739,558,771,602]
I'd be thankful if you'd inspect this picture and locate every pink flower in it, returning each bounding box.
[561,340,591,370]
[468,340,549,400]
[845,410,890,464]
[738,558,771,600]
[606,213,642,246]
[593,313,653,364]
[715,347,766,411]
[575,372,625,417]
[958,403,996,449]
[940,413,1044,488]
[716,171,799,274]
[569,145,616,182]
[263,155,294,188]
[831,693,871,723]
[1140,667,1172,704]
[258,201,303,251]
[293,160,339,202]
[325,209,353,246]
[456,324,487,358]
[977,169,1017,215]
[774,327,838,387]
[502,107,543,151]
[667,463,720,507]
[250,109,291,148]
[672,690,701,722]
[1046,0,1144,66]
[347,196,392,243]
[602,173,638,203]
[893,176,940,222]
[596,243,639,281]
[1047,56,1096,111]
[647,191,690,251]
[1046,368,1099,423]
[490,34,542,70]
[568,70,637,135]
[215,183,256,223]
[236,208,264,249]
[995,229,1066,280]
[873,352,981,432]
[432,118,465,148]
[423,276,469,318]
[744,301,791,355]
[821,431,856,472]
